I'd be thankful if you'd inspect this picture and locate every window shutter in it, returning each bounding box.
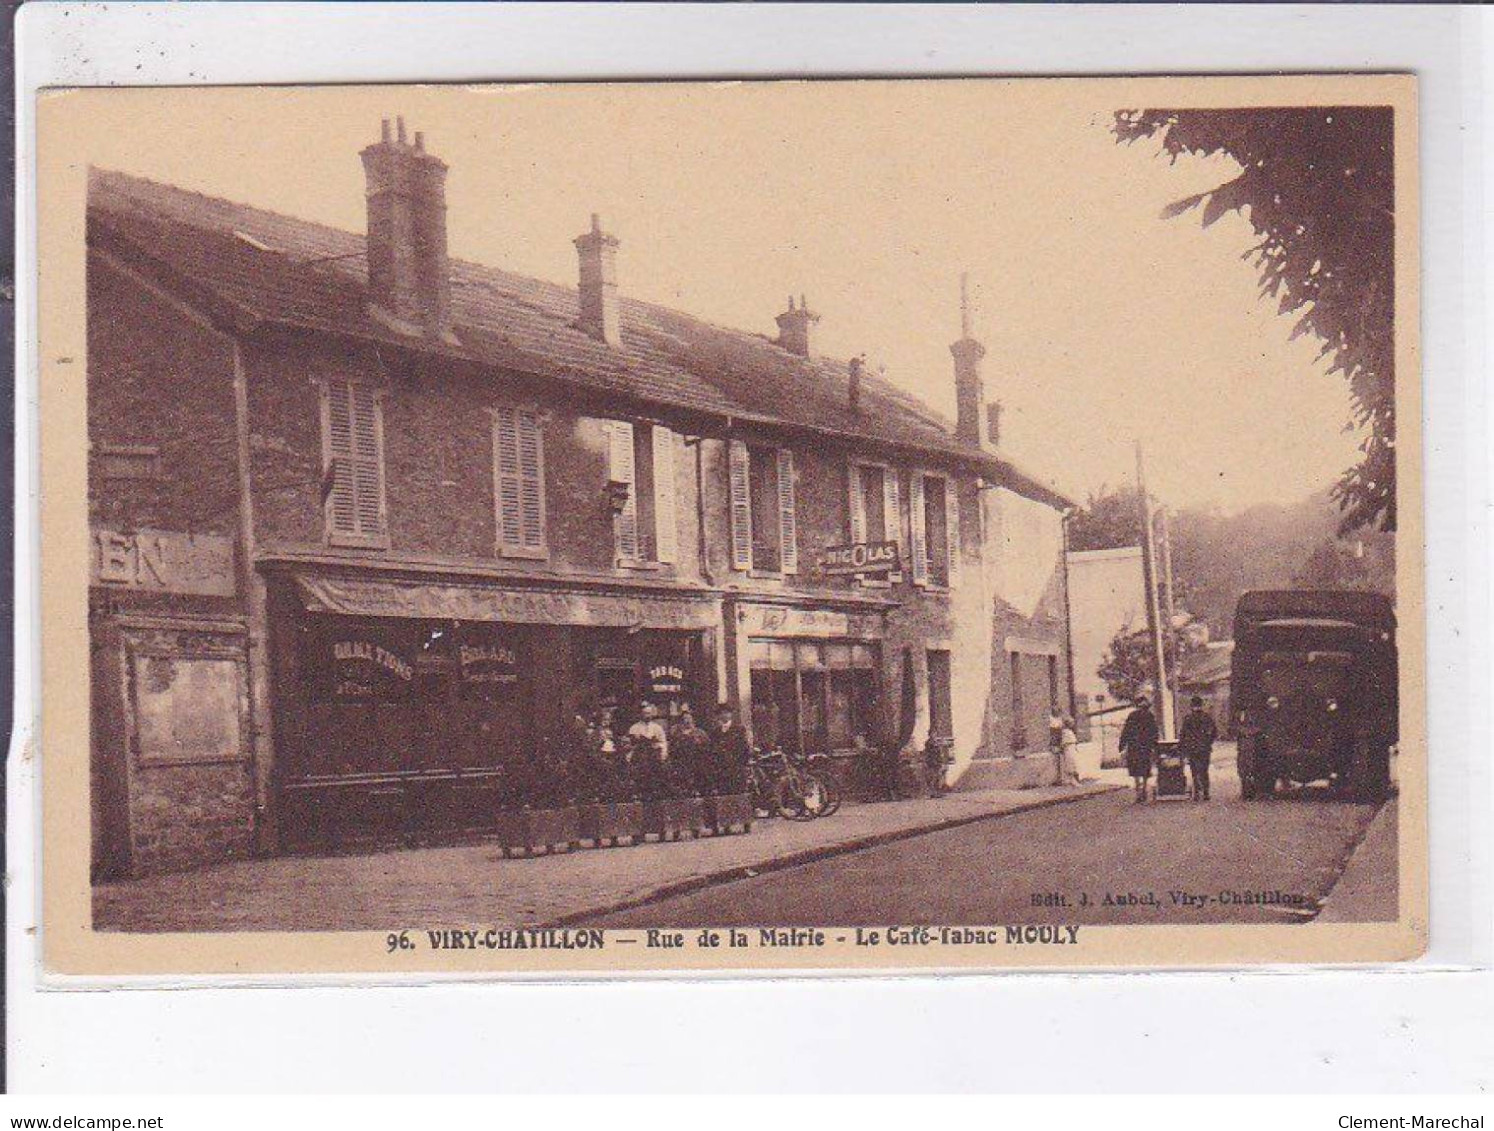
[493,407,523,549]
[909,472,929,586]
[945,477,961,586]
[777,448,798,575]
[728,439,753,572]
[849,463,867,544]
[518,409,545,552]
[323,380,386,545]
[609,421,639,561]
[651,426,678,564]
[884,467,901,561]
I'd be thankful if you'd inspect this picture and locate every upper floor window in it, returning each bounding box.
[608,421,679,565]
[848,461,902,585]
[492,406,547,558]
[849,462,897,547]
[912,471,960,589]
[728,440,798,575]
[320,379,387,548]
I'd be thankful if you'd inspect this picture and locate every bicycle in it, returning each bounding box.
[748,748,834,821]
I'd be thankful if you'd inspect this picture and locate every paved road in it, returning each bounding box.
[597,751,1394,928]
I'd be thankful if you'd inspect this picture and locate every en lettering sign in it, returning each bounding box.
[91,528,236,597]
[819,540,900,576]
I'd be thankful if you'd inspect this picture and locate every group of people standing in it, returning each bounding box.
[1118,694,1218,803]
[564,700,753,804]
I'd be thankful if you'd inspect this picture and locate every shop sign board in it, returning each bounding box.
[740,604,884,640]
[328,637,415,700]
[819,540,899,576]
[459,642,519,685]
[294,575,716,630]
[648,663,686,697]
[91,527,236,597]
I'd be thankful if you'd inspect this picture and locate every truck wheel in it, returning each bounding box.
[1349,740,1390,802]
[1238,738,1269,800]
[1246,739,1275,800]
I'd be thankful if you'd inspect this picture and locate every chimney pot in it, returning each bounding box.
[414,131,424,151]
[381,118,392,143]
[397,116,407,144]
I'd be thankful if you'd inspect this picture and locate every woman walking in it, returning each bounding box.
[1119,696,1159,803]
[1056,715,1082,786]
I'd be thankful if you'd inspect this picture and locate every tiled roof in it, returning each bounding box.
[88,167,1070,507]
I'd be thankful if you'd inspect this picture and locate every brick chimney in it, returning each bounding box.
[775,295,819,357]
[848,354,865,413]
[986,401,1004,448]
[360,117,451,339]
[574,213,621,346]
[950,273,986,446]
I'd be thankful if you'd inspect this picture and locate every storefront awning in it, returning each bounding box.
[292,574,718,631]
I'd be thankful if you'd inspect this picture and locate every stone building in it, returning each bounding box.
[87,120,1073,878]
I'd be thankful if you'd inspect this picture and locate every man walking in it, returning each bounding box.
[707,703,752,796]
[1179,695,1218,801]
[1119,695,1159,803]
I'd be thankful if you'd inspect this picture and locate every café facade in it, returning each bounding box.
[86,122,1074,877]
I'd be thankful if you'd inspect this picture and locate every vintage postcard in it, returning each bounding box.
[37,75,1424,976]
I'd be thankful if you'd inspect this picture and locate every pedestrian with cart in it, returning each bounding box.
[1179,695,1218,801]
[1119,696,1159,803]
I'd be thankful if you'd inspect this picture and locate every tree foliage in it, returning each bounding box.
[1096,624,1206,706]
[1113,107,1395,535]
[1067,485,1144,553]
[1071,485,1395,639]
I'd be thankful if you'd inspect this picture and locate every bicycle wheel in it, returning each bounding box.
[805,758,842,816]
[792,772,833,820]
[813,772,841,817]
[773,775,808,820]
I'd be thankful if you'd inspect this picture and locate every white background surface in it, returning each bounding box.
[10,2,1492,1092]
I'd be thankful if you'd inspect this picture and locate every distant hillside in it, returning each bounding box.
[1070,486,1395,639]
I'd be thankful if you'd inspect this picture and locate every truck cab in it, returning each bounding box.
[1231,590,1396,801]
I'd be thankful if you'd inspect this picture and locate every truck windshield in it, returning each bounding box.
[1260,658,1352,699]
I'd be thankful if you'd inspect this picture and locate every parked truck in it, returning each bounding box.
[1231,590,1397,801]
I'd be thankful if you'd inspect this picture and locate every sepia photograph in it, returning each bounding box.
[37,75,1423,975]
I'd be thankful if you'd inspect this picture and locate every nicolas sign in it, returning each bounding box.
[819,540,900,576]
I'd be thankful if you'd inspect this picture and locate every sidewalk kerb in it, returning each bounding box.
[546,783,1124,928]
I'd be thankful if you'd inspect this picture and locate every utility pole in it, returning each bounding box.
[1158,506,1179,737]
[1134,441,1174,741]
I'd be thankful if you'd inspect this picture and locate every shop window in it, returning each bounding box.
[729,442,798,575]
[749,638,878,754]
[321,379,387,548]
[129,652,245,765]
[608,421,678,565]
[912,472,960,589]
[928,649,953,741]
[492,406,547,558]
